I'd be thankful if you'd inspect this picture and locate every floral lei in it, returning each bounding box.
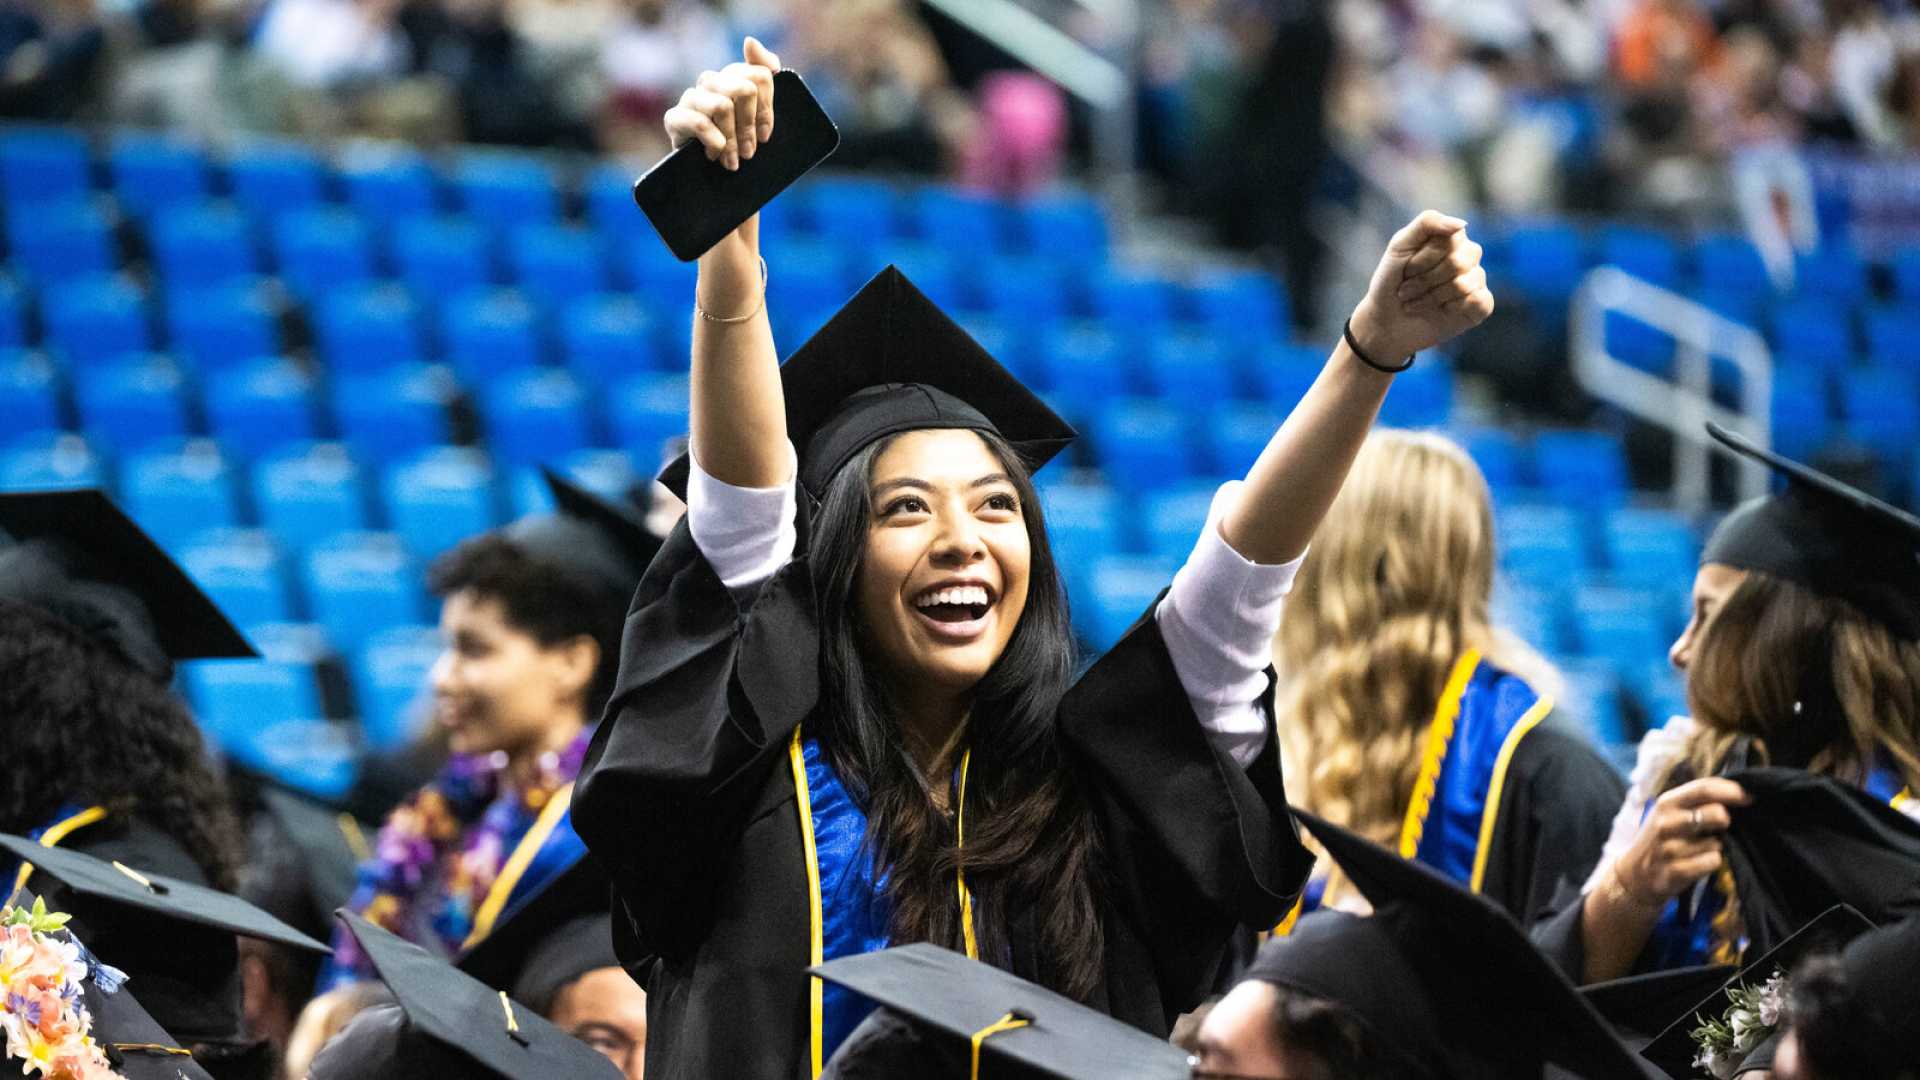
[0,897,125,1080]
[1689,969,1788,1080]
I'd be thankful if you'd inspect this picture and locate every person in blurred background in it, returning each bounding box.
[318,475,656,989]
[1540,425,1920,985]
[1274,429,1624,925]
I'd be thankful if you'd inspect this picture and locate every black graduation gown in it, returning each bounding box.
[1476,727,1628,924]
[574,524,1312,1080]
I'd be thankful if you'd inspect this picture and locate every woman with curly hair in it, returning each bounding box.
[1548,424,1920,986]
[1273,429,1624,923]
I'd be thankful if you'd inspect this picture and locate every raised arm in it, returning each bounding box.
[1221,211,1492,563]
[672,36,791,490]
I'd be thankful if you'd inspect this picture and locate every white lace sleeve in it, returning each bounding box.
[1580,715,1698,893]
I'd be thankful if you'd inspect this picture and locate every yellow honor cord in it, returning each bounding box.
[110,1044,193,1058]
[463,782,575,950]
[1268,892,1305,938]
[110,861,155,892]
[1399,651,1482,858]
[10,805,109,902]
[336,813,371,862]
[789,728,826,1079]
[1895,787,1913,813]
[968,1012,1030,1080]
[956,747,978,961]
[1467,695,1554,894]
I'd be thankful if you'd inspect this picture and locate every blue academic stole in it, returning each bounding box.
[1401,650,1555,891]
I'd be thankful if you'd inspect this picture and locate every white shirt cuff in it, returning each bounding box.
[1154,481,1306,769]
[685,443,799,593]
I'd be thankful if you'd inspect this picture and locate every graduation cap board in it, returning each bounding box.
[239,783,370,947]
[0,488,256,679]
[659,266,1077,506]
[1578,965,1738,1050]
[1701,421,1920,639]
[1640,904,1877,1080]
[810,943,1191,1080]
[1246,810,1648,1080]
[455,854,617,1015]
[313,912,624,1080]
[497,468,662,596]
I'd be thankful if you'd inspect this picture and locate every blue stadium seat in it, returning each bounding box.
[227,716,360,801]
[480,368,593,465]
[1557,658,1629,746]
[253,442,369,551]
[451,154,558,223]
[1598,225,1682,287]
[1534,430,1629,505]
[351,624,441,750]
[331,364,452,463]
[912,188,1006,252]
[1570,584,1673,669]
[8,198,115,281]
[1143,329,1233,412]
[886,245,967,311]
[1629,659,1688,729]
[147,203,258,287]
[440,289,542,380]
[0,276,24,349]
[339,146,440,223]
[1861,306,1920,372]
[1143,486,1215,563]
[507,224,608,309]
[0,351,61,436]
[1014,193,1106,257]
[1041,482,1123,576]
[305,533,424,651]
[1693,287,1767,328]
[1185,268,1288,335]
[383,446,499,560]
[185,660,326,748]
[224,141,328,216]
[1771,362,1832,460]
[763,239,855,317]
[977,255,1069,324]
[1086,267,1175,327]
[1500,503,1593,588]
[560,293,661,383]
[179,529,296,627]
[1694,233,1770,295]
[164,280,279,373]
[1601,508,1698,590]
[1094,399,1190,491]
[610,373,688,459]
[1793,245,1869,304]
[1892,247,1920,303]
[1458,427,1530,492]
[1604,310,1675,373]
[0,128,91,205]
[0,432,107,491]
[1840,368,1920,458]
[618,238,697,297]
[1498,221,1586,304]
[120,441,239,549]
[585,164,646,238]
[952,312,1035,383]
[508,449,637,519]
[1201,402,1283,478]
[393,216,496,298]
[72,355,189,451]
[204,358,319,459]
[109,133,211,218]
[805,176,897,241]
[1375,360,1454,428]
[1039,324,1130,405]
[1253,344,1326,409]
[1083,555,1178,650]
[1491,582,1568,655]
[315,284,426,371]
[270,208,376,297]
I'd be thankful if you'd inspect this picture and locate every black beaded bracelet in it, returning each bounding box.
[1342,317,1415,374]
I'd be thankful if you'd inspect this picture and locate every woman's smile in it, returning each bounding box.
[907,578,998,642]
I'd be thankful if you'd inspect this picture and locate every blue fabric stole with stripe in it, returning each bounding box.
[504,804,589,913]
[1411,662,1544,886]
[801,737,894,1061]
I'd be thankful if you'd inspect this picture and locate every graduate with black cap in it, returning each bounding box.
[1538,422,1920,988]
[318,469,660,990]
[1776,910,1920,1080]
[573,37,1499,1080]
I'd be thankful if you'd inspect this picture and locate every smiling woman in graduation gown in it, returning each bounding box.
[573,39,1503,1080]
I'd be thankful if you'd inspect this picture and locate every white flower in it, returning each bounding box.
[1758,973,1786,1027]
[1695,1044,1741,1080]
[1729,1007,1763,1050]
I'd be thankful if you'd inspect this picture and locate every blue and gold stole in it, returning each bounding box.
[788,728,979,1078]
[460,784,590,950]
[8,804,110,902]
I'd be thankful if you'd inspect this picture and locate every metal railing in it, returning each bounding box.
[1570,266,1773,511]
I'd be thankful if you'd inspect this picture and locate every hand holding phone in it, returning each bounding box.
[635,42,840,262]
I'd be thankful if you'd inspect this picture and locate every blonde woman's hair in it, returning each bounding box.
[1276,430,1561,861]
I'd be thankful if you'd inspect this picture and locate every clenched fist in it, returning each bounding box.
[1347,210,1495,366]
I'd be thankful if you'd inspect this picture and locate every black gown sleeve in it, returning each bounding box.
[572,520,821,966]
[1057,601,1313,1027]
[1481,726,1627,924]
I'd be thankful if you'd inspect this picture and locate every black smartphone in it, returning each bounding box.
[632,69,840,262]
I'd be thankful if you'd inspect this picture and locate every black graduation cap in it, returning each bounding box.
[309,912,624,1080]
[1640,904,1876,1079]
[810,942,1191,1080]
[1701,421,1920,639]
[456,855,617,1016]
[241,783,370,948]
[1811,913,1920,1075]
[1246,810,1649,1080]
[0,488,256,679]
[1720,767,1920,957]
[1578,965,1738,1051]
[1,891,216,1080]
[659,266,1077,504]
[497,469,662,595]
[0,832,329,1047]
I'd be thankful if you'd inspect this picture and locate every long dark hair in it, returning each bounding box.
[0,600,245,890]
[810,429,1105,999]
